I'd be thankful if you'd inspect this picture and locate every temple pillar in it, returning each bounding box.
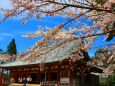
[47,70,51,81]
[69,69,72,81]
[57,66,60,81]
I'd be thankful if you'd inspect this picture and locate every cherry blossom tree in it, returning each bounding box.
[89,44,115,75]
[0,0,115,62]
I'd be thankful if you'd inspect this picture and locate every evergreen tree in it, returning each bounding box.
[7,38,17,56]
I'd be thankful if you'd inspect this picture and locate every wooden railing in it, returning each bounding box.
[40,80,78,86]
[40,81,58,86]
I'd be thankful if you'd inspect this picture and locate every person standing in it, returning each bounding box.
[18,77,22,83]
[27,76,32,84]
[23,77,27,86]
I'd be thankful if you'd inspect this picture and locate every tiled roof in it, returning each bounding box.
[0,39,81,67]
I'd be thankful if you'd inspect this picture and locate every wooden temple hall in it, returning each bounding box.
[0,40,103,86]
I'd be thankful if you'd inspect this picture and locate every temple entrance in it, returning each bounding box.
[40,72,47,81]
[31,73,37,83]
[51,72,57,81]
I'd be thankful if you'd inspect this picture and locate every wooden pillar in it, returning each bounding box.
[48,70,51,81]
[69,69,72,81]
[0,73,3,86]
[57,69,60,81]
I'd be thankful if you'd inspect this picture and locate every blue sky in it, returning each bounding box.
[0,0,114,56]
[0,15,67,52]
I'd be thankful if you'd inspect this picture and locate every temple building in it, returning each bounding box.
[0,40,103,86]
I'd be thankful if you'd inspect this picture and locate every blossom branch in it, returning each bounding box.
[46,1,115,13]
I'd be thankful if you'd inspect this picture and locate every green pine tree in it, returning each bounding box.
[7,38,17,56]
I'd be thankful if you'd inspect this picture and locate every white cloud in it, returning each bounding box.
[0,33,13,37]
[0,33,13,41]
